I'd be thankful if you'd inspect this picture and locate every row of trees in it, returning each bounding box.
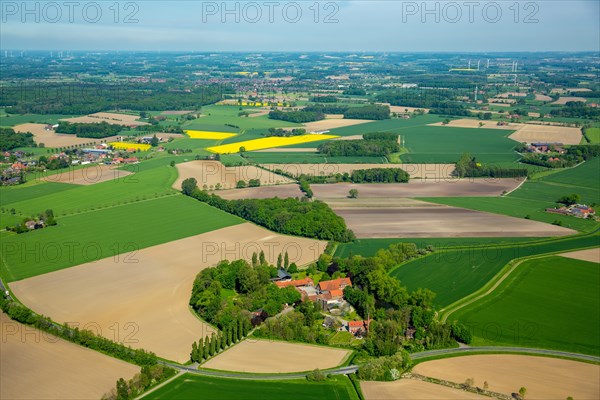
[182,178,355,242]
[0,295,158,366]
[295,168,410,184]
[343,104,390,120]
[550,101,600,119]
[268,109,324,123]
[304,103,351,114]
[263,128,306,137]
[190,320,251,363]
[455,153,529,178]
[318,139,400,157]
[236,179,260,188]
[102,365,176,400]
[55,121,126,138]
[0,128,35,150]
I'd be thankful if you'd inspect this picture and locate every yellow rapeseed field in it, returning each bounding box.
[109,142,151,151]
[185,130,237,140]
[206,134,339,154]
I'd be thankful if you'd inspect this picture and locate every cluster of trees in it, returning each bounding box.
[0,295,158,366]
[455,153,528,178]
[550,102,600,119]
[295,168,410,184]
[190,258,301,331]
[0,128,35,150]
[102,365,176,400]
[299,179,313,198]
[557,193,581,206]
[310,95,338,103]
[38,155,70,170]
[318,139,400,157]
[343,104,390,120]
[429,105,470,116]
[304,103,351,114]
[343,87,366,96]
[190,323,251,363]
[254,301,330,344]
[268,109,324,123]
[6,209,57,234]
[520,145,600,168]
[357,353,411,381]
[55,121,125,138]
[363,132,398,141]
[264,128,306,137]
[235,179,260,188]
[182,178,355,242]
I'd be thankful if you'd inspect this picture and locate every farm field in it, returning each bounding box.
[428,118,519,130]
[182,105,299,131]
[184,130,237,139]
[245,152,388,164]
[42,163,133,185]
[423,158,600,232]
[508,124,583,145]
[413,355,600,400]
[61,112,149,126]
[9,223,327,362]
[213,184,303,200]
[302,118,372,132]
[451,256,600,355]
[559,247,600,263]
[361,379,486,400]
[0,195,243,281]
[207,134,339,154]
[585,127,600,143]
[143,374,359,400]
[172,160,293,190]
[109,141,151,151]
[0,113,78,126]
[12,123,116,148]
[326,114,443,137]
[391,232,600,307]
[551,96,587,105]
[0,311,139,400]
[262,163,456,179]
[201,339,350,373]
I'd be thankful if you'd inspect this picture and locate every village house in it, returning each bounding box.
[346,319,371,337]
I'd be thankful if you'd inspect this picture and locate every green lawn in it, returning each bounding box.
[0,195,243,282]
[143,374,359,400]
[452,255,600,356]
[421,158,600,232]
[390,233,600,308]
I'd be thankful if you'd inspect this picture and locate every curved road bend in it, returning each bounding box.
[159,346,599,380]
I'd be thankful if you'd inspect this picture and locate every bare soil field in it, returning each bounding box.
[551,96,587,105]
[173,160,293,190]
[332,134,364,141]
[559,247,600,263]
[378,103,430,114]
[495,92,528,98]
[361,379,486,400]
[13,123,118,148]
[0,311,139,400]
[9,223,326,363]
[212,184,304,200]
[534,94,553,101]
[161,110,193,115]
[311,180,522,198]
[61,112,149,126]
[551,88,592,94]
[202,339,350,373]
[509,124,583,145]
[333,206,574,238]
[428,119,521,130]
[413,355,600,400]
[302,118,372,132]
[262,164,456,180]
[43,164,132,185]
[247,110,271,118]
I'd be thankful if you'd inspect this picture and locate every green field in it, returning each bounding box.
[390,233,600,307]
[452,255,600,356]
[0,195,243,282]
[0,113,77,126]
[245,152,388,164]
[335,237,544,258]
[584,127,600,144]
[143,374,359,400]
[183,105,300,131]
[422,158,600,232]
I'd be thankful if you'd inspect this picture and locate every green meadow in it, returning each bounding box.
[143,374,359,400]
[452,255,600,356]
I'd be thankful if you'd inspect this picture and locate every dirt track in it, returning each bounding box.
[0,311,139,400]
[9,223,326,363]
[413,354,600,400]
[202,339,350,373]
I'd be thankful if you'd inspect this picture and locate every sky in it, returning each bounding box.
[1,1,599,52]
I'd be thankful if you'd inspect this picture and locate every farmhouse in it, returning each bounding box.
[274,277,314,289]
[546,204,595,219]
[346,319,371,337]
[318,277,352,293]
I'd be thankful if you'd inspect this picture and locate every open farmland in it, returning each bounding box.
[207,134,339,154]
[262,163,456,179]
[391,232,600,307]
[173,160,293,190]
[508,124,583,145]
[451,255,600,355]
[184,130,237,139]
[213,184,304,200]
[9,223,326,362]
[551,96,587,105]
[13,123,117,148]
[246,152,388,164]
[302,118,372,132]
[413,355,600,399]
[43,163,133,185]
[60,112,149,126]
[109,141,151,151]
[559,247,600,263]
[584,127,600,143]
[361,379,486,400]
[428,119,520,130]
[144,374,359,400]
[0,311,139,400]
[202,339,350,373]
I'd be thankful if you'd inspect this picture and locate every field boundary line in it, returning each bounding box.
[135,370,185,400]
[502,176,527,196]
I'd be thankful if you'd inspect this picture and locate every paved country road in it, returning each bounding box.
[159,346,600,380]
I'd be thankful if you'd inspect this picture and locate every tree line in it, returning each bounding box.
[0,128,35,150]
[318,139,400,157]
[455,153,529,178]
[268,109,325,123]
[102,365,176,400]
[55,121,126,138]
[263,127,306,137]
[182,178,355,242]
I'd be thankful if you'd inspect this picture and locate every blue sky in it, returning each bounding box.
[1,1,599,51]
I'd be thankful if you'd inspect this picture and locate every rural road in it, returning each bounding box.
[159,346,599,380]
